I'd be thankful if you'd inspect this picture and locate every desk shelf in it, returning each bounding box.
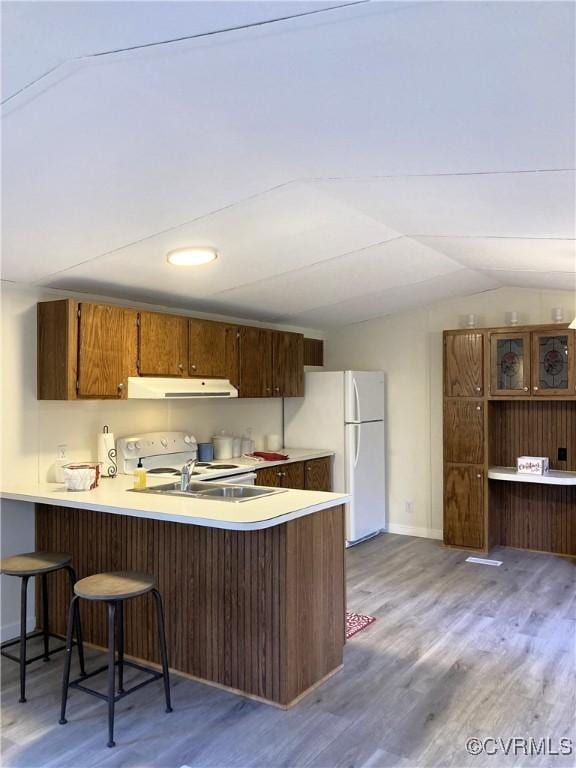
[488,467,576,486]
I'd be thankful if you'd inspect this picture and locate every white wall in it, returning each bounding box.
[0,282,321,638]
[324,286,576,540]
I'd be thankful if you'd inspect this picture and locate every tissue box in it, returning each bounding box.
[517,456,549,475]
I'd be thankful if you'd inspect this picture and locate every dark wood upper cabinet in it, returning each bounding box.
[489,332,531,396]
[238,327,273,397]
[304,457,332,492]
[531,330,575,397]
[139,312,188,376]
[273,332,305,397]
[37,299,304,400]
[77,303,138,398]
[189,319,239,386]
[444,400,484,464]
[444,332,484,397]
[443,464,484,549]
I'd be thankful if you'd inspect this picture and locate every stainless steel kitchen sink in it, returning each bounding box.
[129,481,286,502]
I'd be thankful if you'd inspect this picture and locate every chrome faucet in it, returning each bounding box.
[180,458,197,491]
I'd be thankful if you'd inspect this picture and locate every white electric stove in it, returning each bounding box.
[116,432,256,484]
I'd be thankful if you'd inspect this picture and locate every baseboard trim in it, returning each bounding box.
[387,524,443,541]
[1,617,36,643]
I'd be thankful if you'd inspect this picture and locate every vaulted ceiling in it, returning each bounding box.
[2,0,575,327]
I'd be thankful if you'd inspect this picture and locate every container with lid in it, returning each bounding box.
[212,432,234,460]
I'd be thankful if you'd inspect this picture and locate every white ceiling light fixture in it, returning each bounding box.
[166,247,218,266]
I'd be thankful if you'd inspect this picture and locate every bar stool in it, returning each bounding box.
[59,571,172,748]
[0,552,85,703]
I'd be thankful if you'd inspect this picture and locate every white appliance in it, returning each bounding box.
[116,432,256,484]
[127,377,238,399]
[285,371,386,545]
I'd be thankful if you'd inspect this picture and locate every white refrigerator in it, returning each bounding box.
[284,370,386,545]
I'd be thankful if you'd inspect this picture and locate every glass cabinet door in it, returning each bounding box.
[489,333,530,395]
[531,330,575,396]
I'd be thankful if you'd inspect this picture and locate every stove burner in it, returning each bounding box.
[210,464,240,470]
[196,462,212,467]
[147,467,181,475]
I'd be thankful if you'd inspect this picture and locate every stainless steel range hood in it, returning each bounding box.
[127,377,238,399]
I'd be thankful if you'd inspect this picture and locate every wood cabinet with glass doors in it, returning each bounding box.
[444,323,576,557]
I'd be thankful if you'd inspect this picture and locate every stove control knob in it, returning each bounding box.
[160,438,168,448]
[134,441,142,450]
[126,442,136,452]
[184,435,192,444]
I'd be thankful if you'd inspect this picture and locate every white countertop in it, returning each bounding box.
[0,449,349,531]
[196,448,334,477]
[488,467,576,486]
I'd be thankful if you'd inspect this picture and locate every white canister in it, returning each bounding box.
[265,434,282,451]
[212,434,234,460]
[232,437,242,457]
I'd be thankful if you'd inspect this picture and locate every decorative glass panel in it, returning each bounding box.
[538,335,569,390]
[496,338,524,390]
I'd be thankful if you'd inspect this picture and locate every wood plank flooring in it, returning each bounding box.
[2,534,575,768]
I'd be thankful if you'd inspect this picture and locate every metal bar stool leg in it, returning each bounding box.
[107,601,117,748]
[41,573,50,662]
[59,595,79,724]
[19,576,29,703]
[117,600,124,694]
[66,566,85,676]
[152,589,172,713]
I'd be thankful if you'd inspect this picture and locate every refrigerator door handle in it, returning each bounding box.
[353,377,361,423]
[354,423,361,467]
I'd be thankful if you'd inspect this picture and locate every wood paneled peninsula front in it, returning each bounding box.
[1,477,349,708]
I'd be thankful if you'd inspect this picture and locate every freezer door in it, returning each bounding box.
[344,420,386,543]
[344,371,385,423]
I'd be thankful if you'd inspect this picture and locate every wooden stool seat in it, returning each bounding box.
[0,552,72,576]
[74,572,155,601]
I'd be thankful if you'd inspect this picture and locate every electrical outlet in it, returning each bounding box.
[405,501,414,515]
[57,444,67,460]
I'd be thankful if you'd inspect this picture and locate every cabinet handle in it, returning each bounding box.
[533,386,539,391]
[274,386,280,393]
[476,405,481,411]
[117,382,124,391]
[523,386,529,391]
[178,363,184,371]
[191,364,197,371]
[476,473,482,479]
[475,386,481,392]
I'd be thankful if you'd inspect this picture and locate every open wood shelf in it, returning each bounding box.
[488,467,576,486]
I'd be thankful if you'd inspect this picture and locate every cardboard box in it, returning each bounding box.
[517,456,549,475]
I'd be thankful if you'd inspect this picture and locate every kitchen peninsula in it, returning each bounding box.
[1,478,349,708]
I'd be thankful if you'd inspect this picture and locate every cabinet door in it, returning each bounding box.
[273,332,304,397]
[304,457,332,491]
[444,333,484,397]
[489,332,530,396]
[255,467,282,487]
[282,462,305,489]
[444,465,484,549]
[77,304,138,398]
[189,319,239,385]
[531,330,575,397]
[444,400,484,464]
[139,312,188,376]
[238,327,273,397]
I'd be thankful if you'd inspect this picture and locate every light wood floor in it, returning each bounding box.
[2,535,575,768]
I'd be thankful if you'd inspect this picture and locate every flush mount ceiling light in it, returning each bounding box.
[166,247,218,266]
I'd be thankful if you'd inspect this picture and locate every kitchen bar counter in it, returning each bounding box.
[0,473,347,531]
[2,462,348,708]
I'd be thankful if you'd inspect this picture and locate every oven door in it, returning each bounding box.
[217,472,257,486]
